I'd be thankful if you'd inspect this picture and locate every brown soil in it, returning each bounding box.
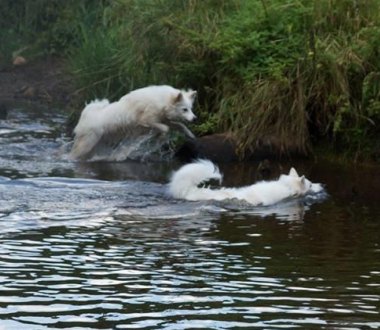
[0,56,75,106]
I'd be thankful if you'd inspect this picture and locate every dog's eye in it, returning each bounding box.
[182,108,189,112]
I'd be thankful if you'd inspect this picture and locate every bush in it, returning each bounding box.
[2,0,380,159]
[66,0,380,159]
[0,0,102,67]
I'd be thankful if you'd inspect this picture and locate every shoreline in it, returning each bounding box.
[0,56,74,106]
[1,57,378,164]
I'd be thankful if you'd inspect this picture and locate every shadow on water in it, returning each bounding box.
[0,102,379,329]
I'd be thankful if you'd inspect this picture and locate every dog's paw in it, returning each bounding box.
[187,131,196,139]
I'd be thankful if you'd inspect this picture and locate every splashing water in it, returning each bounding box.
[78,126,179,162]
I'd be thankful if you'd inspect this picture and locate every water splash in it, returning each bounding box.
[83,127,178,162]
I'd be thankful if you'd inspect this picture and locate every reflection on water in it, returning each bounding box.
[0,208,379,329]
[0,102,379,329]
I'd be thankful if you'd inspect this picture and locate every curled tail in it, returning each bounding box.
[169,160,222,199]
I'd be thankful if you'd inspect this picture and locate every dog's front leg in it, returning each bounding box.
[171,121,195,139]
[150,122,170,134]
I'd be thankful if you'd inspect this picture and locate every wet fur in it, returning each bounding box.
[70,85,197,160]
[169,160,324,206]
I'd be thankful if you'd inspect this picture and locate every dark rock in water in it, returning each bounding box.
[256,159,273,180]
[176,133,238,162]
[176,133,308,162]
[0,103,8,119]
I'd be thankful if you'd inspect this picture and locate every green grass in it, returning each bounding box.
[1,0,380,160]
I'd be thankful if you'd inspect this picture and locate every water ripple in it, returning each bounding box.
[1,103,379,329]
[0,214,378,329]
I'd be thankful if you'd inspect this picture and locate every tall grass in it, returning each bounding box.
[65,0,380,159]
[0,0,102,68]
[2,0,379,159]
[68,0,237,100]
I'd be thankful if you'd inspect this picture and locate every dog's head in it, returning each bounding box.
[168,90,197,122]
[280,168,323,196]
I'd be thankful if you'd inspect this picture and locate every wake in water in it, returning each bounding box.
[0,174,328,236]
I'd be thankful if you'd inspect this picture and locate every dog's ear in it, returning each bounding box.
[173,92,183,104]
[188,90,197,102]
[289,167,299,177]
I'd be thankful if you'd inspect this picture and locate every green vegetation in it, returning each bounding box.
[0,1,84,66]
[1,0,380,160]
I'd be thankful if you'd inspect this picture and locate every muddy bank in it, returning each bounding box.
[0,56,74,106]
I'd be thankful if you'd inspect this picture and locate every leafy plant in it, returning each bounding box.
[2,0,380,160]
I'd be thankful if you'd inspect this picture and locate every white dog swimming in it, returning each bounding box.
[70,85,197,160]
[169,160,324,206]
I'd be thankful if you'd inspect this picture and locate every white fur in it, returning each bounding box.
[70,85,197,160]
[169,160,324,206]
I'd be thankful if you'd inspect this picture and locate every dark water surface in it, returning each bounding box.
[0,103,379,329]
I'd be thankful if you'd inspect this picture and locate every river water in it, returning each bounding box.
[0,102,379,329]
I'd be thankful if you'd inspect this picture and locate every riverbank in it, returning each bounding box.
[0,57,303,162]
[1,1,379,163]
[0,56,74,106]
[0,57,378,163]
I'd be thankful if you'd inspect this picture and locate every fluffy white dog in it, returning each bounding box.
[169,160,324,206]
[70,85,197,160]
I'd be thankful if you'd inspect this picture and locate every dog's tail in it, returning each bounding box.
[76,99,110,125]
[85,99,110,110]
[169,159,222,199]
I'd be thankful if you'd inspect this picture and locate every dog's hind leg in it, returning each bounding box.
[70,131,102,160]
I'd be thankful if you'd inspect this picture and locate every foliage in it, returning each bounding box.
[0,0,102,68]
[1,0,380,160]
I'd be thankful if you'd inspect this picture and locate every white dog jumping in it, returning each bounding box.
[70,85,197,160]
[169,160,324,206]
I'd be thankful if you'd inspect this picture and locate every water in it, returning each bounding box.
[0,102,379,329]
